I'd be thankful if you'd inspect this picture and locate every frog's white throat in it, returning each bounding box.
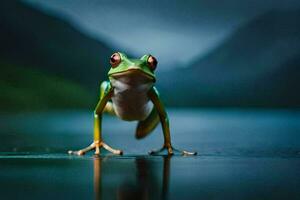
[109,70,154,121]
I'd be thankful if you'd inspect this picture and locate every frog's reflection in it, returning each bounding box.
[93,156,171,200]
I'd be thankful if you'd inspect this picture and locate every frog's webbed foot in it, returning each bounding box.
[68,141,123,156]
[149,144,197,156]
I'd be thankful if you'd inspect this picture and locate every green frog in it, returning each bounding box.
[68,52,197,156]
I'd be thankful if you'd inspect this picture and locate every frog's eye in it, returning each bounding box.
[110,53,121,68]
[147,55,157,71]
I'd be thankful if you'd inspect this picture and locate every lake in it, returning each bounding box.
[0,109,299,199]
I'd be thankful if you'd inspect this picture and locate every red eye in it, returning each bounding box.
[147,55,157,71]
[110,53,121,68]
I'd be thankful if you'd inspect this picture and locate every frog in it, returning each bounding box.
[68,52,197,156]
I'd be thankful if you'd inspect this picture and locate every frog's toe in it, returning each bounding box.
[94,146,100,155]
[167,147,174,155]
[149,147,164,155]
[102,142,123,155]
[68,142,96,156]
[183,150,197,156]
[149,146,197,156]
[173,147,197,156]
[68,150,86,156]
[149,146,173,155]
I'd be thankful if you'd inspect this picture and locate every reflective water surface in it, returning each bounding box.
[0,109,299,199]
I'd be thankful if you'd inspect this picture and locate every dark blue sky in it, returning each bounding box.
[24,0,300,69]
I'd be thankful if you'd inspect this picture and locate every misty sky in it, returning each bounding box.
[24,0,300,69]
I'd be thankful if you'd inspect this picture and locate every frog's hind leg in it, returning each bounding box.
[135,107,160,139]
[103,101,115,115]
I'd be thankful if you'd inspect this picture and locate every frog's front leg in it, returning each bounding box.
[148,87,197,156]
[68,81,123,156]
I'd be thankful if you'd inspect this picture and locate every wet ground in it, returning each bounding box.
[0,109,299,199]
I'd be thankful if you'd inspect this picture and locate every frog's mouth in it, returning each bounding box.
[110,68,155,83]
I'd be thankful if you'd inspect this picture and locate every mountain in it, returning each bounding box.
[0,62,94,112]
[0,0,115,111]
[0,0,113,92]
[1,1,299,110]
[158,9,300,107]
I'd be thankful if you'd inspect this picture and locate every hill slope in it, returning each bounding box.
[0,1,116,111]
[159,10,300,107]
[0,0,113,91]
[0,62,94,112]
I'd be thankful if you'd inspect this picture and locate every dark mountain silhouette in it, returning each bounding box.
[1,1,299,110]
[0,0,113,91]
[0,1,116,111]
[0,62,95,112]
[159,9,300,107]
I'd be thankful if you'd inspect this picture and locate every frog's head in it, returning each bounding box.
[108,52,157,83]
